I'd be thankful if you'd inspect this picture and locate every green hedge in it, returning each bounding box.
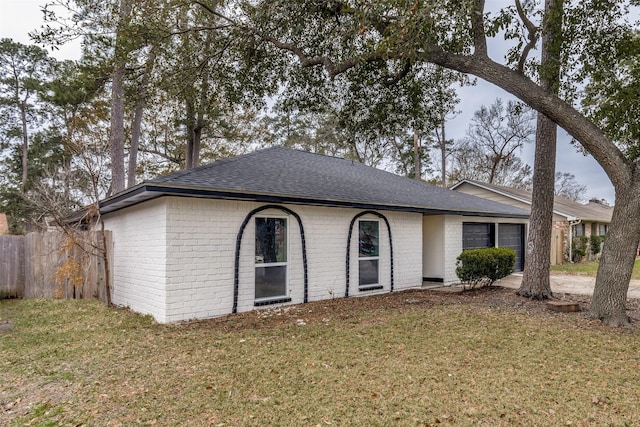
[455,247,516,289]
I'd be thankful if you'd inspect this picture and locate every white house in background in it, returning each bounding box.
[451,179,613,265]
[99,148,529,323]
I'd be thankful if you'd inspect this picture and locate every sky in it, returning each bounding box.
[0,0,617,204]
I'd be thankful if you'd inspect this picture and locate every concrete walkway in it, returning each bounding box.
[496,273,640,299]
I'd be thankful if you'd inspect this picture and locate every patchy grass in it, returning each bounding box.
[3,291,640,426]
[551,259,640,280]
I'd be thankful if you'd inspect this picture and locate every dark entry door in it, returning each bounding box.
[498,223,525,271]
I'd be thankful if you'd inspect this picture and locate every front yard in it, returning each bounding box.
[3,288,640,426]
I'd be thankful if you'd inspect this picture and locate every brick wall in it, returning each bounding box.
[102,198,168,322]
[104,197,423,322]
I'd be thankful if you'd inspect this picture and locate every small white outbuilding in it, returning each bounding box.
[99,147,529,323]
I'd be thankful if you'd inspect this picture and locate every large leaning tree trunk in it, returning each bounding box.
[518,0,562,299]
[590,181,640,326]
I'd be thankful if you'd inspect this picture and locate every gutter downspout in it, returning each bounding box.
[568,218,582,263]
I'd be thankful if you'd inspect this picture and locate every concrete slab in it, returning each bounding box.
[495,273,640,299]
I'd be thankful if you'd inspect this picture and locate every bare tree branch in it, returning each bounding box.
[515,0,539,74]
[382,60,412,86]
[422,48,631,189]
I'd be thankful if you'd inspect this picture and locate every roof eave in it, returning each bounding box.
[99,183,529,219]
[452,179,576,219]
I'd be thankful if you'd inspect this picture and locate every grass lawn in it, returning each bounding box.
[551,258,640,280]
[3,292,640,426]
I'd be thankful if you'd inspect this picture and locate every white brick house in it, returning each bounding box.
[100,148,529,322]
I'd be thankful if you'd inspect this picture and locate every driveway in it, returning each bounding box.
[496,273,640,299]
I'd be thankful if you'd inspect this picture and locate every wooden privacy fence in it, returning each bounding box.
[0,235,25,298]
[0,231,111,302]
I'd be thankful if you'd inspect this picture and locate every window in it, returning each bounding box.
[599,224,608,236]
[359,220,380,290]
[573,223,585,237]
[462,223,495,249]
[255,217,288,301]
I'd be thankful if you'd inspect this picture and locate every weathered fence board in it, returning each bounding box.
[0,235,25,298]
[1,231,110,302]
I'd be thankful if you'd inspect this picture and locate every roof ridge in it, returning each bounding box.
[150,148,278,183]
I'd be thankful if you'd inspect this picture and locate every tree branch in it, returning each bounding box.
[423,48,631,189]
[382,60,412,86]
[138,147,183,165]
[515,0,539,74]
[253,30,384,77]
[471,0,488,57]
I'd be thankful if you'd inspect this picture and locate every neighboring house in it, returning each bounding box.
[100,148,529,323]
[451,179,613,265]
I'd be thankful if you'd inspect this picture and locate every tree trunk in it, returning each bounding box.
[109,62,126,194]
[192,125,202,167]
[413,126,420,180]
[590,181,640,326]
[20,100,28,193]
[185,97,196,169]
[109,0,131,195]
[127,46,156,187]
[517,0,562,299]
[517,114,556,298]
[439,118,447,187]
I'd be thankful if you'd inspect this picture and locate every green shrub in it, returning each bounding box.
[590,235,604,256]
[455,247,516,290]
[571,236,589,262]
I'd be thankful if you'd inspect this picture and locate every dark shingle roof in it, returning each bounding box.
[451,179,612,222]
[100,147,529,217]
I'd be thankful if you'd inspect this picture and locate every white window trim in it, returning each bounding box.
[254,215,290,303]
[358,219,380,290]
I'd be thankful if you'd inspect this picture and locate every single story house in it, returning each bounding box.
[450,179,613,265]
[100,148,529,323]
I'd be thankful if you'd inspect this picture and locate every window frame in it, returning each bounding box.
[254,215,290,304]
[358,219,382,291]
[599,224,608,236]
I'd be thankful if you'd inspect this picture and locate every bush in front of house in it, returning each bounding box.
[455,247,516,290]
[590,235,604,257]
[571,236,589,262]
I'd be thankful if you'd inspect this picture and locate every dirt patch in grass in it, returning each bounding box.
[192,286,640,332]
[0,318,13,332]
[3,288,640,426]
